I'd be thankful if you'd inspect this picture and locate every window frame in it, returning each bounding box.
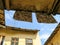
[25,38,33,45]
[11,37,19,45]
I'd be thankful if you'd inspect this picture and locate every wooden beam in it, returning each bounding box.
[52,0,59,14]
[5,0,10,10]
[0,0,4,9]
[47,0,58,14]
[53,0,60,14]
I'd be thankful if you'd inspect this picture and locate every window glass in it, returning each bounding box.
[11,38,19,45]
[26,38,33,45]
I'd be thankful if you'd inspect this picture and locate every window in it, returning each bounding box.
[26,38,33,45]
[11,38,19,45]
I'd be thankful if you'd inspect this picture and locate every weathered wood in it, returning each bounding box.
[0,10,5,25]
[0,0,4,9]
[57,7,60,14]
[10,0,54,12]
[0,0,60,14]
[5,0,10,10]
[36,13,57,23]
[13,11,32,22]
[54,1,60,14]
[0,0,54,13]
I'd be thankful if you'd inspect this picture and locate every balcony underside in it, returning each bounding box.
[0,0,60,15]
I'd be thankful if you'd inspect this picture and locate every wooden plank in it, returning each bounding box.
[13,11,32,22]
[54,2,60,14]
[57,7,60,14]
[0,10,5,25]
[0,0,4,9]
[10,0,54,12]
[5,0,10,10]
[0,0,60,15]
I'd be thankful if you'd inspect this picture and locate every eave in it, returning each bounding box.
[0,0,60,15]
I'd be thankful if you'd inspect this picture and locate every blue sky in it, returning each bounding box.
[5,10,60,45]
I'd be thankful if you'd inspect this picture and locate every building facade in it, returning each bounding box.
[0,27,41,45]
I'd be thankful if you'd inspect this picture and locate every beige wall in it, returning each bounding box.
[0,29,41,45]
[47,29,60,45]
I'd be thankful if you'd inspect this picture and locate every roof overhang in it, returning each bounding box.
[0,0,60,15]
[5,26,39,34]
[0,26,39,34]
